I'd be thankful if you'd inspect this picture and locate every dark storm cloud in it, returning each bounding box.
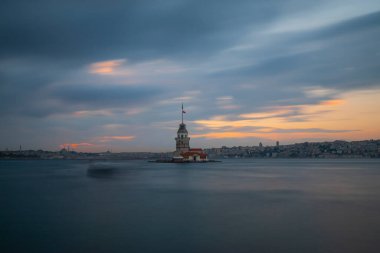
[0,0,320,62]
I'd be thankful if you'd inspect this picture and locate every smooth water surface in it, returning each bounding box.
[1,159,380,253]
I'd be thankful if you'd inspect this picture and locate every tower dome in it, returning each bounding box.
[177,123,188,134]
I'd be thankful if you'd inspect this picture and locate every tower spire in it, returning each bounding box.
[181,103,184,124]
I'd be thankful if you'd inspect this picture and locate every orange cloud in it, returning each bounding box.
[89,59,126,74]
[191,128,354,140]
[240,99,345,120]
[59,143,95,149]
[319,99,344,106]
[190,89,380,142]
[199,98,347,130]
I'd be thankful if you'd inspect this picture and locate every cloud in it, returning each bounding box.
[59,142,95,149]
[59,136,136,151]
[192,128,356,139]
[1,1,380,151]
[216,96,240,110]
[192,132,260,139]
[98,136,135,142]
[208,11,380,95]
[240,108,294,119]
[266,1,380,34]
[0,0,283,62]
[240,99,344,120]
[319,99,344,106]
[72,110,115,117]
[51,83,162,110]
[191,98,353,139]
[304,87,338,98]
[89,59,126,75]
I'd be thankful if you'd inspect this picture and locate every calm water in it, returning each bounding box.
[1,159,380,253]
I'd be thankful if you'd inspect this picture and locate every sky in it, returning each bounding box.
[1,0,380,152]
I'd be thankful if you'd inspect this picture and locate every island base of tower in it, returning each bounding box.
[149,159,221,163]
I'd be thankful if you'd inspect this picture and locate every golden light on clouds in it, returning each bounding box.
[89,59,126,74]
[59,142,94,149]
[319,99,344,106]
[192,89,380,141]
[191,131,350,140]
[88,58,186,81]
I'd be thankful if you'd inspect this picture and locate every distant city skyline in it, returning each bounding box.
[1,1,380,152]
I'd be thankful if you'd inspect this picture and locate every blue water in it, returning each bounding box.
[1,159,380,253]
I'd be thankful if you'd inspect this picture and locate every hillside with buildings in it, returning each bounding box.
[1,140,379,160]
[205,140,380,159]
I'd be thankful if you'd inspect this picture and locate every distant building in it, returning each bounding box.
[276,141,279,147]
[174,104,208,161]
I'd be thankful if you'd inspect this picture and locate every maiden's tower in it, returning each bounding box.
[173,104,208,162]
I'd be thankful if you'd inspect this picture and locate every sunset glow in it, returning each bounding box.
[1,1,379,151]
[192,90,380,142]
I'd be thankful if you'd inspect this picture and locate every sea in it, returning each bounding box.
[1,159,380,253]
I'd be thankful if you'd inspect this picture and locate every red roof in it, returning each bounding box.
[189,148,203,151]
[200,153,207,159]
[181,150,208,159]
